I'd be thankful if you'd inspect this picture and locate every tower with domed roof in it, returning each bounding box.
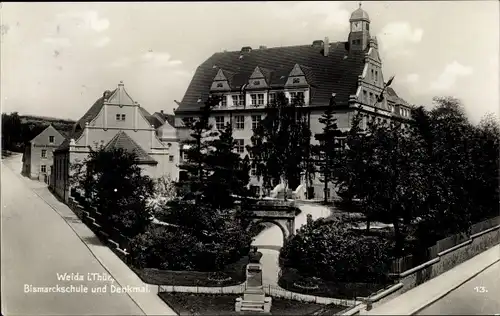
[348,2,371,51]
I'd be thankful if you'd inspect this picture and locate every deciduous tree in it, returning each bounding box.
[247,92,311,198]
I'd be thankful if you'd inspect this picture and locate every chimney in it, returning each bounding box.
[324,37,329,57]
[160,110,164,114]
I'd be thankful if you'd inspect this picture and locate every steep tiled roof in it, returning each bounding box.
[104,131,157,165]
[56,84,158,152]
[75,89,116,130]
[386,87,409,106]
[177,42,366,112]
[154,112,175,128]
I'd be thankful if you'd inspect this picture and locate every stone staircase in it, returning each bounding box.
[240,300,265,312]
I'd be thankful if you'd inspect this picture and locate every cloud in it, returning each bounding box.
[109,51,182,69]
[42,37,72,47]
[94,37,110,48]
[56,10,110,32]
[430,61,473,91]
[140,52,182,68]
[172,70,193,78]
[378,22,423,57]
[405,73,420,83]
[267,2,350,31]
[109,57,133,68]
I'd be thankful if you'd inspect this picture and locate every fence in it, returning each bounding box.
[390,215,500,273]
[68,192,132,253]
[158,283,358,306]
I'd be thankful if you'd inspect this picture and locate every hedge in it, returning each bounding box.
[133,255,248,286]
[278,267,388,299]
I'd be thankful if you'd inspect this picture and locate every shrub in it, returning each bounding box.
[280,217,392,283]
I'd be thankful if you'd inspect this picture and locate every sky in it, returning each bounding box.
[1,1,498,124]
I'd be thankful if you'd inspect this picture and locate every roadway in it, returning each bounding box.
[1,155,145,315]
[416,261,500,315]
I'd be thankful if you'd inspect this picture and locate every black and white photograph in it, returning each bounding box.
[1,1,499,315]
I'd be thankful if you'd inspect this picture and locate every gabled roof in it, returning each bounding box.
[177,42,366,112]
[153,112,175,128]
[56,84,159,152]
[386,87,409,106]
[29,124,65,144]
[75,89,116,130]
[104,131,157,164]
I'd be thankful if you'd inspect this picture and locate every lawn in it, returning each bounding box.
[158,292,346,315]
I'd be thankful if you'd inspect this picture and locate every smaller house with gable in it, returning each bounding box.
[22,125,67,184]
[50,81,179,202]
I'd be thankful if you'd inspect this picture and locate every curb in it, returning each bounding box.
[409,255,500,315]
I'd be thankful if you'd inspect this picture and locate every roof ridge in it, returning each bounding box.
[215,42,346,54]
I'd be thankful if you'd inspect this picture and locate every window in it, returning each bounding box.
[363,90,367,102]
[250,185,260,196]
[257,94,264,105]
[220,96,227,107]
[325,188,331,200]
[371,69,374,80]
[251,115,262,130]
[169,155,174,162]
[352,40,356,45]
[116,114,126,121]
[292,78,300,84]
[49,136,55,144]
[41,149,47,158]
[251,94,257,106]
[366,23,369,31]
[251,165,257,176]
[181,150,188,161]
[290,91,304,103]
[269,93,276,105]
[369,92,374,105]
[215,116,225,130]
[250,94,264,106]
[375,71,378,82]
[121,114,126,121]
[235,139,244,153]
[216,82,223,88]
[234,115,245,129]
[41,165,47,173]
[232,95,245,106]
[253,80,260,86]
[183,117,194,126]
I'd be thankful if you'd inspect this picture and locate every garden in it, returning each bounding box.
[67,93,499,313]
[275,96,500,299]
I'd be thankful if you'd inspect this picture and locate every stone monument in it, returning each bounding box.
[235,247,272,313]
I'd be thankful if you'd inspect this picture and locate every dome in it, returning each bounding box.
[350,3,370,22]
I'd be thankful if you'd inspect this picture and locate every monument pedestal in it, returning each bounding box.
[235,262,272,313]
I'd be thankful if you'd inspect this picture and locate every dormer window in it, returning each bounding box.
[251,93,264,106]
[253,80,260,86]
[216,82,223,88]
[232,95,245,106]
[269,93,276,105]
[292,78,300,84]
[220,95,227,107]
[290,91,304,103]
